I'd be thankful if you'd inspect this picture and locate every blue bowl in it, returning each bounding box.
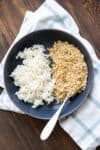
[4,29,93,120]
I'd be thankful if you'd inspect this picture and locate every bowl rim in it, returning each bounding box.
[4,29,94,120]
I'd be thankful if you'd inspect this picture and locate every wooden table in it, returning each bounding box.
[0,0,100,150]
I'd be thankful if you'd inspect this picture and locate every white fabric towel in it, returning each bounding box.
[0,0,100,149]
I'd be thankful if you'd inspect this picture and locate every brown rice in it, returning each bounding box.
[48,41,88,102]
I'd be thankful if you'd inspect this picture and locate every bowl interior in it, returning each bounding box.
[4,29,93,119]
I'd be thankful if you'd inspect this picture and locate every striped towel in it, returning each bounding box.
[0,0,100,149]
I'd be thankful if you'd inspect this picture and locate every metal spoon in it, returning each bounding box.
[40,97,68,141]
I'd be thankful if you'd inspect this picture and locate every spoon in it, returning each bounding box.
[40,97,68,141]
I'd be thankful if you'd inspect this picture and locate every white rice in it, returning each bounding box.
[10,45,55,108]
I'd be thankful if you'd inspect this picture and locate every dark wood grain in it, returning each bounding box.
[0,0,100,150]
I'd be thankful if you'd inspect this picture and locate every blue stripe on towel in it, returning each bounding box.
[90,96,100,109]
[72,116,100,143]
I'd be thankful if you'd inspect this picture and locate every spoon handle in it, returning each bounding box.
[40,100,66,141]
